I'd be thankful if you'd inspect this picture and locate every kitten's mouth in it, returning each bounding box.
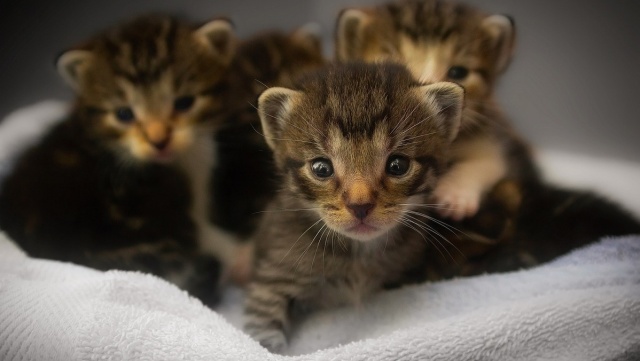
[151,149,176,163]
[346,222,379,236]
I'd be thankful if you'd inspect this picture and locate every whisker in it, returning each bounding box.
[406,214,465,263]
[253,207,321,214]
[405,214,455,262]
[398,217,446,261]
[311,224,329,270]
[293,223,326,271]
[278,218,323,266]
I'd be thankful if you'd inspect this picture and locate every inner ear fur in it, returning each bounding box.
[195,18,236,65]
[334,8,372,61]
[414,82,465,142]
[56,50,93,91]
[258,87,302,150]
[481,14,516,74]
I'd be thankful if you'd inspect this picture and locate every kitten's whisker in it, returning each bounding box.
[254,79,270,90]
[406,210,473,240]
[404,214,462,261]
[311,224,329,270]
[249,122,317,144]
[254,207,321,214]
[396,102,458,137]
[391,102,422,135]
[398,218,446,261]
[278,218,323,266]
[293,223,326,271]
[402,215,454,262]
[399,203,455,210]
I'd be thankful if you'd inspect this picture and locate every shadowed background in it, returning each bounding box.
[0,0,638,162]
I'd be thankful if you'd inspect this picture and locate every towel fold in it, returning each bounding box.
[1,232,639,361]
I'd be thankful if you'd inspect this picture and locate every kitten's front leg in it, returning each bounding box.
[244,261,309,353]
[433,136,507,221]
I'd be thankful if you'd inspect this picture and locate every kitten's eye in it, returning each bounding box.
[174,96,195,112]
[447,66,469,81]
[115,107,135,123]
[311,158,334,179]
[386,155,410,176]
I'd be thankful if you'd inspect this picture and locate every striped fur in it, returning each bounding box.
[335,0,536,221]
[335,0,640,278]
[0,15,235,306]
[245,63,464,352]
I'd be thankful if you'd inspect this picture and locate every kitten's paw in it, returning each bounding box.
[432,181,481,221]
[230,242,254,286]
[251,329,288,354]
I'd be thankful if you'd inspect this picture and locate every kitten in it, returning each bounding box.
[333,0,640,276]
[335,0,538,221]
[210,25,326,283]
[0,15,236,305]
[213,25,325,237]
[244,62,464,352]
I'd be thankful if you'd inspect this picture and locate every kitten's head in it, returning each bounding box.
[56,15,235,163]
[258,63,463,241]
[231,23,326,99]
[335,0,513,123]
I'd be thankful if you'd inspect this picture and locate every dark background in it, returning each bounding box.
[0,0,638,162]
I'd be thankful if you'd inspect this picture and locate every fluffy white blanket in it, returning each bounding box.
[1,101,640,360]
[1,232,639,360]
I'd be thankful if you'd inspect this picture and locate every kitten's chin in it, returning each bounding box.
[343,223,387,242]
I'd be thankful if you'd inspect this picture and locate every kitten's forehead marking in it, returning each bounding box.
[399,35,456,83]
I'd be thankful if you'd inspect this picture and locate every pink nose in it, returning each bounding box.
[347,203,374,221]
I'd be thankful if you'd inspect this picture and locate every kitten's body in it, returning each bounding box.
[212,27,325,237]
[335,0,537,220]
[335,0,640,275]
[0,15,236,304]
[245,63,465,352]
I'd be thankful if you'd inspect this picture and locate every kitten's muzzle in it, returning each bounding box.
[347,203,374,221]
[142,121,173,151]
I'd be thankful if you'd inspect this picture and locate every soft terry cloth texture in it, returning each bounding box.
[1,101,640,360]
[1,232,639,360]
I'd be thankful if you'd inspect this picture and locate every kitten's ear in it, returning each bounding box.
[291,22,323,54]
[335,8,371,61]
[56,50,93,91]
[415,82,464,142]
[195,19,236,65]
[481,14,516,74]
[258,87,302,150]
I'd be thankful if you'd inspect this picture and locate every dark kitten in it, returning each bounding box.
[0,15,236,305]
[213,25,325,237]
[244,62,464,352]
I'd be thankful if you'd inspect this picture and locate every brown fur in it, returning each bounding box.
[0,15,236,305]
[244,62,464,352]
[335,0,538,222]
[212,27,326,237]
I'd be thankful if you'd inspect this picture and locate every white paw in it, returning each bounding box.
[432,180,481,221]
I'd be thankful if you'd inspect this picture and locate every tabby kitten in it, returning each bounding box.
[244,62,464,352]
[335,0,538,221]
[0,15,236,305]
[334,0,640,275]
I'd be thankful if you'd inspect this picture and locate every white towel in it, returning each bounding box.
[1,232,639,360]
[2,102,640,361]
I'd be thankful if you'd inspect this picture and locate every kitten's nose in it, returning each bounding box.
[144,121,172,151]
[347,203,374,221]
[150,137,171,151]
